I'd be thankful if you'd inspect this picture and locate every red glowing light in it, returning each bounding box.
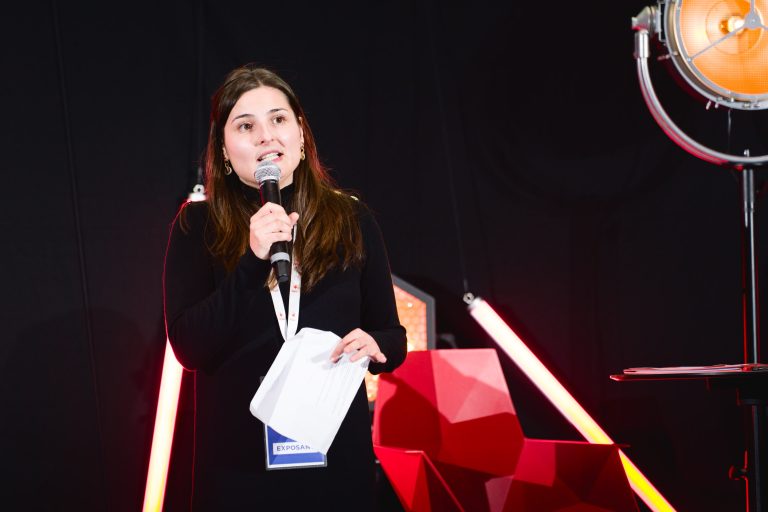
[142,341,184,512]
[468,296,676,512]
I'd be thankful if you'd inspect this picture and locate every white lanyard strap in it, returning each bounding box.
[269,261,301,341]
[269,225,300,341]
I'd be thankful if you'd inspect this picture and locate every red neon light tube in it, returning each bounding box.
[467,296,675,512]
[142,340,184,512]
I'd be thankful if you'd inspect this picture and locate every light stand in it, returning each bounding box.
[627,2,768,510]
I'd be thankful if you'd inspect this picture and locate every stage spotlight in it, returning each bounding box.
[667,0,768,109]
[632,0,768,167]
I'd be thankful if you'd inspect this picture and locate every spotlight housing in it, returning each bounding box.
[633,0,768,167]
[663,0,768,110]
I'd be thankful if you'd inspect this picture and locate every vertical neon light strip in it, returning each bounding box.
[468,296,675,512]
[142,340,184,512]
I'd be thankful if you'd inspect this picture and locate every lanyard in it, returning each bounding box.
[268,226,300,341]
[269,261,301,341]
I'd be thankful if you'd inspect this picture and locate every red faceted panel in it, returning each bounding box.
[373,349,638,512]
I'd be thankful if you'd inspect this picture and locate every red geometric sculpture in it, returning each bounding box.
[373,349,639,512]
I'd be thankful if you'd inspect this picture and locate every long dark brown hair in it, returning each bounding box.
[200,64,363,291]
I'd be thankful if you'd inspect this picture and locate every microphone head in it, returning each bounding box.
[254,160,281,184]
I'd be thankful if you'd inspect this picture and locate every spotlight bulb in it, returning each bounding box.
[722,15,746,33]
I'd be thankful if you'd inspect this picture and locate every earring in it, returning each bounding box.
[224,160,233,175]
[300,144,306,161]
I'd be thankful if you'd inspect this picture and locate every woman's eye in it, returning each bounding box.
[272,115,286,125]
[238,122,252,132]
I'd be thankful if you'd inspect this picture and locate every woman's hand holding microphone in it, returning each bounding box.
[249,203,299,260]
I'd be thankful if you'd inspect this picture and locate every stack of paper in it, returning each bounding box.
[249,327,370,454]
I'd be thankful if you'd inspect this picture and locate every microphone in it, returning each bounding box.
[254,160,291,283]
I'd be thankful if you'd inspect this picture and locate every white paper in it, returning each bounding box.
[249,327,370,454]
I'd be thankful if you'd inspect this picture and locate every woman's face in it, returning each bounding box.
[223,86,304,189]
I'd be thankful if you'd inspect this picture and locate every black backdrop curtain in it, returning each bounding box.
[2,1,767,510]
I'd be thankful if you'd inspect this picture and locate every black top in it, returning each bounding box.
[163,184,407,511]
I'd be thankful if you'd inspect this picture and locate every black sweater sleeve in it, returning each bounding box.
[163,202,272,370]
[358,207,407,375]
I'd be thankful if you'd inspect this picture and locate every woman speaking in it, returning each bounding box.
[163,64,407,510]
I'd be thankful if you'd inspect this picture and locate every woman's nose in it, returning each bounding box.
[252,123,273,144]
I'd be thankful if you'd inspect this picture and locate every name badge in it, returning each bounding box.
[264,423,327,470]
